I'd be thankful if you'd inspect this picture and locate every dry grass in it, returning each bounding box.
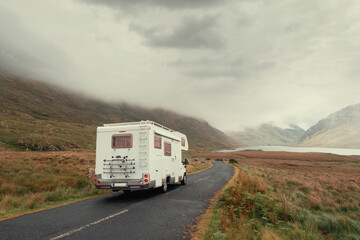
[197,151,360,212]
[186,159,213,174]
[0,151,108,220]
[196,151,360,239]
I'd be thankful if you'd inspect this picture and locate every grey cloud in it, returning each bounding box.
[129,15,224,50]
[78,0,226,11]
[168,57,276,79]
[0,6,48,76]
[2,0,360,132]
[284,22,302,33]
[0,41,50,76]
[0,4,74,84]
[178,78,239,95]
[237,16,254,28]
[169,57,243,78]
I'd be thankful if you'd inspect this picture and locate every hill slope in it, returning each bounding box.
[228,124,305,146]
[297,103,360,148]
[0,73,241,151]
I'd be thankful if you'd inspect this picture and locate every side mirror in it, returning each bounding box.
[183,159,189,165]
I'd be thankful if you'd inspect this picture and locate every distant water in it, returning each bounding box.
[218,146,360,156]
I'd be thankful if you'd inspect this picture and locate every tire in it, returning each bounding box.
[181,174,187,185]
[161,181,168,193]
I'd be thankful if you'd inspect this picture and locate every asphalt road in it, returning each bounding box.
[0,161,233,240]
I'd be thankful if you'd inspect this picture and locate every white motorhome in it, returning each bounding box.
[94,120,189,192]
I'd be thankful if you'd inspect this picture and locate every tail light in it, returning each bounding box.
[143,173,149,184]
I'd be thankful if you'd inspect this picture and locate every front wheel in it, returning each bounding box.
[181,174,187,185]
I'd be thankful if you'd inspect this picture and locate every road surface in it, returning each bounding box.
[0,161,233,240]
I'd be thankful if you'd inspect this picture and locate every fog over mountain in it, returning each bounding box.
[228,124,305,146]
[0,72,241,151]
[297,103,360,148]
[1,0,360,131]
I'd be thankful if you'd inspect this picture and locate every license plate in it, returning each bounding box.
[113,183,127,187]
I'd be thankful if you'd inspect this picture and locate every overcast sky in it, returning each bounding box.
[1,0,360,131]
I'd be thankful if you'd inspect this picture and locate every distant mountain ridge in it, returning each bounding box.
[0,72,241,151]
[228,124,305,146]
[297,103,360,148]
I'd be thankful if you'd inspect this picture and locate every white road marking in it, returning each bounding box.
[49,209,128,240]
[195,176,209,182]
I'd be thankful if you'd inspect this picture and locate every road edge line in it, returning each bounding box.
[0,192,115,222]
[187,161,213,175]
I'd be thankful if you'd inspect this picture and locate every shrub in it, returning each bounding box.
[229,159,237,164]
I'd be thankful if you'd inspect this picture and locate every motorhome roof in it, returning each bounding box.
[103,120,174,132]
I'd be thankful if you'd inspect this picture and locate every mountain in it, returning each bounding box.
[228,124,305,146]
[0,72,241,152]
[297,103,360,149]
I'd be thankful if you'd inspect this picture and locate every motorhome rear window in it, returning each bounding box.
[181,137,185,147]
[164,142,171,156]
[154,135,162,149]
[112,134,133,148]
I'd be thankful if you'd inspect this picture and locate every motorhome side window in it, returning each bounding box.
[112,134,133,148]
[154,135,162,149]
[164,141,171,156]
[181,137,185,147]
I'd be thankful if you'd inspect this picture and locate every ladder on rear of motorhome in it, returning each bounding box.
[139,131,148,168]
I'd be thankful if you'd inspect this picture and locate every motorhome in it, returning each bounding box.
[94,120,189,192]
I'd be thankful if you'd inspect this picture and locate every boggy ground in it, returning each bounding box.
[195,150,360,239]
[0,151,208,220]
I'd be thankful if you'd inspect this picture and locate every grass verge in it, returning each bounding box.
[189,162,238,240]
[197,156,360,240]
[187,159,213,175]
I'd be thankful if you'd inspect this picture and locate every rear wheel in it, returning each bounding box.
[181,174,187,185]
[161,181,168,193]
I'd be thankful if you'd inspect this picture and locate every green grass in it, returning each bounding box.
[0,114,96,151]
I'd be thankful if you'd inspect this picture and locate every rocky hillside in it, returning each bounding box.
[297,103,360,149]
[228,124,305,146]
[0,72,241,151]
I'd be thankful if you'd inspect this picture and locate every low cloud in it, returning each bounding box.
[1,0,360,132]
[168,57,276,79]
[79,0,225,11]
[0,4,73,83]
[129,15,224,50]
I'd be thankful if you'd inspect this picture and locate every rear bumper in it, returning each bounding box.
[95,177,156,190]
